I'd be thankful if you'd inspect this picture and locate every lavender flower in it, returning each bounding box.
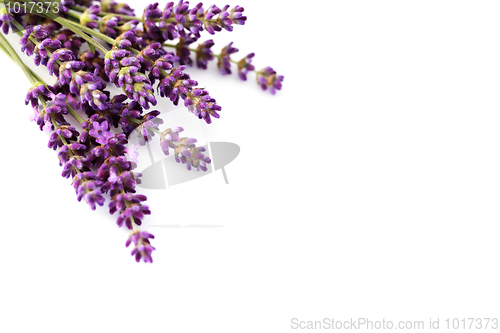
[89,120,114,145]
[101,0,136,16]
[160,127,211,171]
[159,126,184,155]
[47,48,75,76]
[157,65,198,105]
[55,30,84,56]
[102,169,142,193]
[206,5,247,34]
[73,171,105,210]
[134,110,163,145]
[100,14,122,38]
[34,38,63,67]
[126,230,156,263]
[20,25,51,59]
[149,52,177,84]
[48,125,79,150]
[80,4,100,29]
[217,42,238,75]
[118,101,144,137]
[69,70,109,111]
[237,52,255,81]
[61,154,91,179]
[135,42,163,72]
[143,2,246,42]
[109,193,151,230]
[115,30,143,49]
[79,50,105,78]
[256,66,284,95]
[58,60,85,84]
[104,49,156,109]
[125,144,139,164]
[176,37,194,66]
[0,8,13,34]
[184,88,221,124]
[195,39,214,70]
[60,0,76,13]
[25,83,52,107]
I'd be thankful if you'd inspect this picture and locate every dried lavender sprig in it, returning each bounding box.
[0,7,13,34]
[80,4,100,29]
[160,126,211,171]
[126,230,156,263]
[103,46,156,109]
[163,40,284,93]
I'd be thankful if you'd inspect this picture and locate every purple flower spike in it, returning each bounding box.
[158,65,198,105]
[60,0,76,13]
[25,83,51,108]
[143,2,163,20]
[237,53,255,81]
[109,193,151,230]
[89,120,114,145]
[176,37,194,66]
[100,14,122,38]
[125,144,139,163]
[160,127,211,171]
[0,8,13,34]
[217,42,238,75]
[134,111,163,146]
[195,39,215,70]
[214,5,247,32]
[126,229,156,263]
[80,4,100,29]
[228,6,247,26]
[32,25,49,39]
[256,66,284,94]
[102,0,135,16]
[20,27,35,56]
[73,172,105,210]
[159,126,184,155]
[184,88,221,124]
[115,30,142,49]
[149,52,177,84]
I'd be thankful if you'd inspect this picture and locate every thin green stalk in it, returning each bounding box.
[57,16,115,47]
[72,5,138,21]
[162,42,240,64]
[53,17,109,53]
[65,10,82,20]
[0,32,36,84]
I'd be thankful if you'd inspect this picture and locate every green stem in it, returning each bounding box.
[66,102,85,124]
[72,5,139,21]
[60,17,117,46]
[53,17,109,53]
[162,42,240,64]
[0,32,36,84]
[66,10,82,20]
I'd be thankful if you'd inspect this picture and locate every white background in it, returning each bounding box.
[1,0,500,332]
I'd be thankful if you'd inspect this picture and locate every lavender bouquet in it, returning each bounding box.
[0,0,283,263]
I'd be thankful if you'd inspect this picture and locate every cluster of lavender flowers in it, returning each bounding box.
[0,0,283,263]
